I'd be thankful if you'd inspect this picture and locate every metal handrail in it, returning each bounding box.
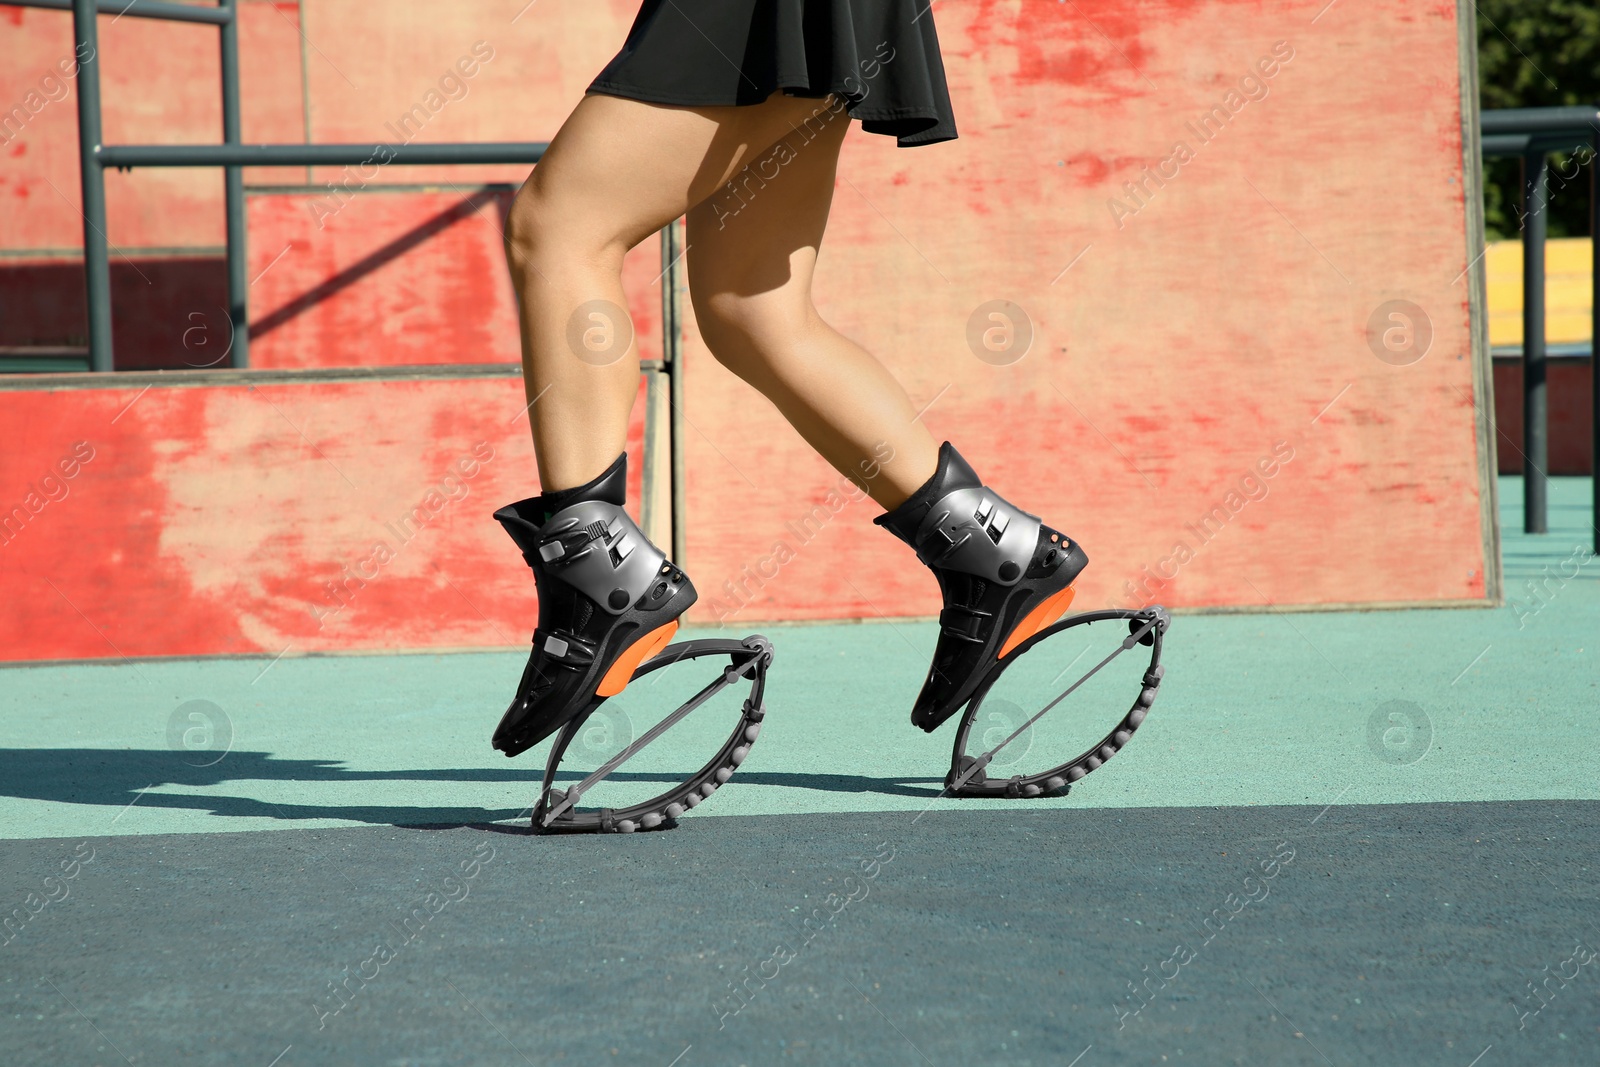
[19,0,232,25]
[4,0,562,372]
[98,143,548,167]
[3,0,687,556]
[1479,106,1599,546]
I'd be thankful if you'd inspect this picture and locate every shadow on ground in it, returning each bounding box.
[0,748,944,828]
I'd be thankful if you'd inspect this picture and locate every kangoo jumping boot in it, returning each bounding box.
[492,453,695,757]
[875,442,1088,732]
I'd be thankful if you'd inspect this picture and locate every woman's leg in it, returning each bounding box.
[503,91,848,491]
[684,99,940,510]
[688,106,1088,734]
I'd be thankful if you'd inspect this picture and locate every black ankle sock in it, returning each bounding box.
[501,454,629,526]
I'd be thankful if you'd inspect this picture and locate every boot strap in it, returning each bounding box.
[938,605,992,644]
[914,486,1040,586]
[534,501,667,616]
[533,629,597,668]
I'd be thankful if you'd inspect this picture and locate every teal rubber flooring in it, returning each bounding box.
[1,477,1595,1066]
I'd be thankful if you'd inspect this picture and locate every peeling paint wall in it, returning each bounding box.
[0,0,1493,660]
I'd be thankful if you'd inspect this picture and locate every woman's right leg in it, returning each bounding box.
[504,90,848,491]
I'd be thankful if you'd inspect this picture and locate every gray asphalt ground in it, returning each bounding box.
[3,802,1596,1066]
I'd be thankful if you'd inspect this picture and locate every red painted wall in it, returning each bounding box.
[0,1,1498,661]
[242,190,665,370]
[683,0,1493,623]
[0,377,647,659]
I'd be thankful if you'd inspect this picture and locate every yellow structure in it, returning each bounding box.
[1485,237,1594,348]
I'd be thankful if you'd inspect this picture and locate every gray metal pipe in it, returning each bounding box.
[1593,130,1600,552]
[664,219,687,568]
[1482,106,1600,138]
[218,0,247,368]
[1481,133,1532,157]
[1482,133,1598,158]
[99,143,548,167]
[71,0,113,373]
[1521,150,1549,534]
[6,0,233,24]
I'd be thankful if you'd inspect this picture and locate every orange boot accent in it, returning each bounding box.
[998,585,1077,659]
[595,620,679,697]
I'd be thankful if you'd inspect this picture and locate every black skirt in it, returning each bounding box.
[589,0,958,147]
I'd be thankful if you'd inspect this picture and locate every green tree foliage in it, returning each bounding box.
[1477,0,1600,239]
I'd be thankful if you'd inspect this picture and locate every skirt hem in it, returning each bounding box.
[587,0,958,149]
[587,80,955,147]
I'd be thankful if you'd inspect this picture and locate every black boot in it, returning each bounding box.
[492,454,696,756]
[875,442,1088,732]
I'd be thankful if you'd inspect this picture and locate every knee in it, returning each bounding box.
[691,287,814,377]
[503,179,617,285]
[502,181,552,282]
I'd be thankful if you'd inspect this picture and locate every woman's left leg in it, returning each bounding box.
[684,98,938,510]
[687,98,1089,732]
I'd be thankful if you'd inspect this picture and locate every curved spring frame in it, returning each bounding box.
[946,606,1170,798]
[532,635,773,834]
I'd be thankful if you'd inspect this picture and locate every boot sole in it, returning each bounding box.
[596,619,679,697]
[998,584,1077,659]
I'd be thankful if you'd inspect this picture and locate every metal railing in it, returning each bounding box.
[11,0,554,371]
[6,0,688,554]
[1480,106,1600,546]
